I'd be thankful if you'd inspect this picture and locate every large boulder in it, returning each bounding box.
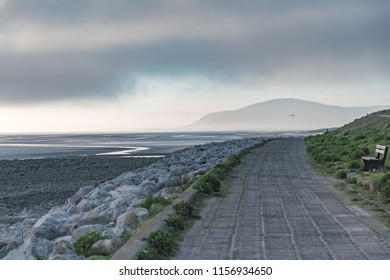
[30,210,69,240]
[4,236,53,260]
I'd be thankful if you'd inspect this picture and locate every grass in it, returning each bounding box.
[305,109,390,226]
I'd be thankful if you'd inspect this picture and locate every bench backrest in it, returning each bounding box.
[376,145,388,162]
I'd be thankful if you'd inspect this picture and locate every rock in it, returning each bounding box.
[26,237,53,259]
[194,168,207,175]
[99,200,127,222]
[30,210,70,240]
[71,224,115,241]
[85,188,109,202]
[114,212,140,237]
[3,248,35,260]
[75,199,98,213]
[128,207,149,220]
[50,254,85,260]
[4,237,53,260]
[67,185,95,205]
[130,198,144,208]
[141,181,158,196]
[99,182,117,192]
[0,242,18,259]
[108,185,142,206]
[4,222,25,246]
[155,187,179,198]
[90,239,116,256]
[50,236,74,256]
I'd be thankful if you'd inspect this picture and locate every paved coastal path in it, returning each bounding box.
[174,139,390,259]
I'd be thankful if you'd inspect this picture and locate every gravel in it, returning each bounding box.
[0,156,158,219]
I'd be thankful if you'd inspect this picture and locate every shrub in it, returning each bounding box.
[142,196,170,210]
[376,173,390,202]
[211,164,231,179]
[225,154,241,168]
[74,231,105,257]
[354,135,367,141]
[165,214,185,231]
[145,228,177,257]
[173,201,199,219]
[346,177,357,184]
[147,203,164,218]
[337,170,348,179]
[349,160,362,170]
[361,146,370,155]
[194,173,221,194]
[137,247,163,260]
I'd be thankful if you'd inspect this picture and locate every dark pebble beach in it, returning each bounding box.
[0,156,159,220]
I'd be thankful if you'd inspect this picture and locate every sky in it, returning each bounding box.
[0,0,389,133]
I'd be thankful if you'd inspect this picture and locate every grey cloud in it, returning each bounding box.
[0,0,389,103]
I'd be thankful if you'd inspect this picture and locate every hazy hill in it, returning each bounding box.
[187,98,388,131]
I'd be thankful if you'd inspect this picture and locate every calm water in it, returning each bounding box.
[0,132,271,160]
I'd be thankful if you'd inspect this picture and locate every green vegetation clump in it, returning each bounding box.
[74,231,105,257]
[375,173,390,203]
[193,173,221,194]
[173,201,199,219]
[137,199,201,260]
[165,214,186,231]
[147,203,165,218]
[194,140,265,195]
[143,228,177,258]
[141,196,171,217]
[141,196,170,209]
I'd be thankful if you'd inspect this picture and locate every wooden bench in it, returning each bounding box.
[362,144,388,171]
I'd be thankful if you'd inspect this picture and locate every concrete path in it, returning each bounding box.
[173,139,390,259]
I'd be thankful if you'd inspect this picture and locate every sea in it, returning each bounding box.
[0,131,313,160]
[0,132,252,160]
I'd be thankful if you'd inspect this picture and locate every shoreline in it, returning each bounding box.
[0,156,160,220]
[0,138,262,259]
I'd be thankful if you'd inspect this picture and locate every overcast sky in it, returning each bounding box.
[1,0,389,132]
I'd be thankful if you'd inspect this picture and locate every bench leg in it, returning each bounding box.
[362,159,370,171]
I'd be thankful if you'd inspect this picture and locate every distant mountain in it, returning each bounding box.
[186,98,388,131]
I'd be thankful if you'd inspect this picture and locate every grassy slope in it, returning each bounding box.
[305,109,390,174]
[305,109,390,224]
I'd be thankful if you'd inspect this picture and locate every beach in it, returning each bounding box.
[0,156,158,220]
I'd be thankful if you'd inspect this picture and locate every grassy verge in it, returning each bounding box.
[136,201,200,259]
